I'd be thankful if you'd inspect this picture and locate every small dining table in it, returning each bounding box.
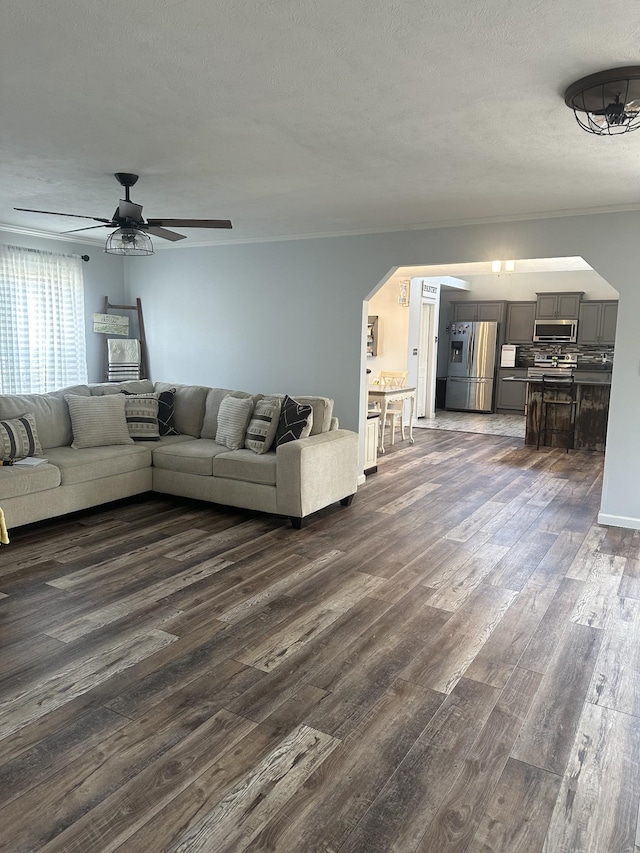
[367,385,416,453]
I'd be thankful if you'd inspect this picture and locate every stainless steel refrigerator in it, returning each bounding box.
[445,321,498,412]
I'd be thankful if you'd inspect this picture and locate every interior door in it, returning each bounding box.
[417,302,436,418]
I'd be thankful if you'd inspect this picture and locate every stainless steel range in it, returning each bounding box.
[527,353,578,378]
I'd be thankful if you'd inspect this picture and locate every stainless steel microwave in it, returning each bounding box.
[533,319,578,343]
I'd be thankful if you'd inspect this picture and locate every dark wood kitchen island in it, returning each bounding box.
[504,374,612,451]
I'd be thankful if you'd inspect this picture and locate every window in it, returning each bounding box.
[0,244,88,393]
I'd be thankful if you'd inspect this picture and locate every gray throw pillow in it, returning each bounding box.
[65,394,133,449]
[215,395,255,451]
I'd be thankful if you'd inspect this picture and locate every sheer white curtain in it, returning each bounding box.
[0,244,88,393]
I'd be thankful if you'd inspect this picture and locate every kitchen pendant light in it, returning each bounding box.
[564,66,640,135]
[105,227,154,256]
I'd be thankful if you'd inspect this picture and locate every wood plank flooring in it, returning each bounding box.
[1,429,639,852]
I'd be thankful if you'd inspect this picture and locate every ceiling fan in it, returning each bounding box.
[15,172,232,254]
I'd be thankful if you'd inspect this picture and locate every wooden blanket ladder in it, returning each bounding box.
[101,297,149,382]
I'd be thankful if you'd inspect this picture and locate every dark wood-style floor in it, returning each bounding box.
[1,429,639,853]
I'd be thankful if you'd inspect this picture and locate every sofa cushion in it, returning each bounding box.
[0,463,61,499]
[90,380,154,396]
[122,393,160,441]
[0,413,43,460]
[155,434,196,446]
[245,396,281,454]
[45,444,151,485]
[215,395,254,451]
[212,449,277,486]
[154,382,209,438]
[275,395,313,447]
[151,438,228,476]
[0,385,90,449]
[65,394,134,449]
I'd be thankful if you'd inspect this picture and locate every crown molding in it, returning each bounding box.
[2,202,640,250]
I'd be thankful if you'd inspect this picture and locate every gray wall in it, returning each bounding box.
[124,236,387,428]
[0,229,125,382]
[2,213,639,527]
[125,211,640,529]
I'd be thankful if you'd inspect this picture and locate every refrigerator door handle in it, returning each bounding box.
[468,325,475,372]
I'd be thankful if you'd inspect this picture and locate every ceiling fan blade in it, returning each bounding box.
[62,224,113,234]
[117,199,143,222]
[146,218,232,229]
[14,208,112,224]
[144,225,187,242]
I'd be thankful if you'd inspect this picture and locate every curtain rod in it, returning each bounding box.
[1,243,90,262]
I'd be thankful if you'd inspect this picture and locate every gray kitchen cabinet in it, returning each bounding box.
[496,369,528,413]
[451,301,506,324]
[451,302,478,322]
[536,292,583,319]
[577,300,618,345]
[505,301,536,343]
[600,301,618,343]
[477,301,506,323]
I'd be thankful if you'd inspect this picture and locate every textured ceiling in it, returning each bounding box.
[2,0,640,246]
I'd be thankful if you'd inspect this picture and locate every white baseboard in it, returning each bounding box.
[597,512,640,530]
[357,473,366,486]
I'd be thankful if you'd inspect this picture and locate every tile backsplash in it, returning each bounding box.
[514,344,614,369]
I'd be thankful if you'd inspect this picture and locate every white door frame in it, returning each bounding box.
[417,300,437,418]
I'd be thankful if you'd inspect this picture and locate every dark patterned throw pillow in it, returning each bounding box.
[157,389,179,436]
[275,395,313,448]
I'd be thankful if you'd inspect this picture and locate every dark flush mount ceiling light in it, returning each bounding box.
[564,66,640,135]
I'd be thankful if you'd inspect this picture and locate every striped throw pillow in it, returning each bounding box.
[65,394,133,449]
[0,413,43,460]
[215,395,255,451]
[123,394,160,441]
[245,396,281,454]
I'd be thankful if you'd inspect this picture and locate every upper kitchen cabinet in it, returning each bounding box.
[451,301,506,324]
[577,300,618,345]
[450,302,477,322]
[505,301,536,343]
[536,292,583,319]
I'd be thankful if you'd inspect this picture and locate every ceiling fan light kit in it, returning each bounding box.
[564,66,640,135]
[14,172,233,256]
[105,227,154,256]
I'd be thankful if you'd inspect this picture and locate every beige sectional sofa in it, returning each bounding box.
[0,380,358,531]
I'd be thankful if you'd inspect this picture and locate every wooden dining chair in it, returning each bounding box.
[378,370,409,444]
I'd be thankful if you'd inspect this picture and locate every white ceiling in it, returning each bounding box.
[2,1,640,246]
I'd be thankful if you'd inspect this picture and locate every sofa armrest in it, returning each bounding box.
[276,429,358,518]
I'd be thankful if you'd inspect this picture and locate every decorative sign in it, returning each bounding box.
[93,313,129,336]
[398,281,410,307]
[422,283,439,296]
